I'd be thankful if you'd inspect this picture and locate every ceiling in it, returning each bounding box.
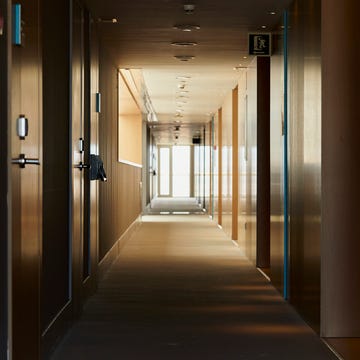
[84,0,291,144]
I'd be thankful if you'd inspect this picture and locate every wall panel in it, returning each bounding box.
[42,0,71,337]
[221,91,233,238]
[270,30,285,293]
[256,57,270,269]
[0,0,9,356]
[322,0,360,337]
[99,51,142,261]
[245,61,257,262]
[288,0,321,332]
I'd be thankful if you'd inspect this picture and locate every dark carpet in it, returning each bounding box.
[51,215,337,360]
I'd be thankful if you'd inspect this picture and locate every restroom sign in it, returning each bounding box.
[248,33,271,56]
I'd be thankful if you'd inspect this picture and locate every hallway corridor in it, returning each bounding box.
[51,216,336,360]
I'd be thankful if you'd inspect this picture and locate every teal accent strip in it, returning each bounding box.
[283,10,289,300]
[12,4,21,45]
[96,92,101,113]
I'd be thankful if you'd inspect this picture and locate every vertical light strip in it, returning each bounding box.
[283,10,289,300]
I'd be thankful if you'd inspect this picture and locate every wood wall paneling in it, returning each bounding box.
[245,60,257,263]
[256,57,270,269]
[11,0,42,358]
[232,87,239,241]
[288,0,321,333]
[322,0,360,337]
[0,0,10,356]
[270,31,285,293]
[217,109,222,226]
[99,50,142,261]
[41,0,71,350]
[221,92,233,238]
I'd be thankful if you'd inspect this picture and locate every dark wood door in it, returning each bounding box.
[71,1,99,309]
[0,0,10,357]
[11,0,42,358]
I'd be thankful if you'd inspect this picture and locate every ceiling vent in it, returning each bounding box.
[171,41,198,47]
[173,24,200,32]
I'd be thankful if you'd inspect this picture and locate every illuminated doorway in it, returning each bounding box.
[158,145,191,197]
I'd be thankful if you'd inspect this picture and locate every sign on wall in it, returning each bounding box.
[248,33,271,56]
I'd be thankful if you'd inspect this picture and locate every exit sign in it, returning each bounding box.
[248,33,271,56]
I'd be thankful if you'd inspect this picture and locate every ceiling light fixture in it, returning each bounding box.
[261,25,267,29]
[171,41,198,47]
[269,11,276,15]
[176,76,192,80]
[173,24,201,32]
[174,55,195,61]
[233,66,247,71]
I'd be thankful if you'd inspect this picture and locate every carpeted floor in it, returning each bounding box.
[144,197,205,214]
[51,215,338,360]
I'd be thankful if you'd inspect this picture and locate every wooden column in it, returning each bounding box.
[256,57,270,268]
[218,108,223,226]
[232,87,239,240]
[322,0,360,337]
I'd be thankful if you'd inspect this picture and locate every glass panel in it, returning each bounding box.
[172,146,190,197]
[159,147,170,196]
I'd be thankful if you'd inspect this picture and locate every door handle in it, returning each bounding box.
[74,162,91,171]
[12,154,40,168]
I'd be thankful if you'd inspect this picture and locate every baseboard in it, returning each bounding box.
[98,215,141,280]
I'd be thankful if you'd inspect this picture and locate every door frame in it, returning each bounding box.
[0,0,11,357]
[157,145,173,197]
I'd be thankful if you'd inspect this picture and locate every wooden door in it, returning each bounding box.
[0,0,10,357]
[11,0,42,358]
[72,0,99,307]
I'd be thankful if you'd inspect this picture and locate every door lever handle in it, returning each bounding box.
[74,162,91,171]
[12,154,40,168]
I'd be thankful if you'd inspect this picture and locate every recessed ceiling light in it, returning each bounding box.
[173,24,201,32]
[174,55,195,61]
[171,41,198,47]
[233,66,247,71]
[243,56,248,59]
[176,76,191,80]
[269,11,276,15]
[261,25,267,29]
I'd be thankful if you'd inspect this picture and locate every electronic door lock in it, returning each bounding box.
[16,115,28,139]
